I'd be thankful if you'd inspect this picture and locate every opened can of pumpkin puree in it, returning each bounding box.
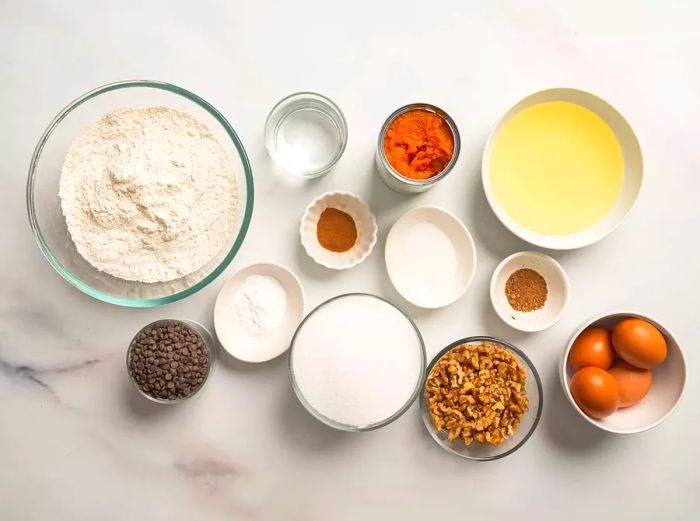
[376,103,461,193]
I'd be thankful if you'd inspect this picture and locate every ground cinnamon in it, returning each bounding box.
[383,109,454,180]
[316,208,357,252]
[505,268,548,312]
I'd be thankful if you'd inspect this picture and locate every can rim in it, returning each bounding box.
[377,103,461,187]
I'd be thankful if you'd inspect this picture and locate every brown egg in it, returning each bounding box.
[608,360,653,407]
[569,327,616,371]
[612,318,667,369]
[570,367,619,419]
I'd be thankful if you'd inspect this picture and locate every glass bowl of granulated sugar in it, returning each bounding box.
[289,293,426,431]
[27,80,254,306]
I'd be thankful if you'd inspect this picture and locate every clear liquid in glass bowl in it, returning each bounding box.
[265,92,348,179]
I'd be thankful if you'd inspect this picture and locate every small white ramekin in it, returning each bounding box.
[385,206,476,309]
[214,262,305,363]
[300,192,377,270]
[490,251,570,332]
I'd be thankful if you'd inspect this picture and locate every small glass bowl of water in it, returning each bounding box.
[265,92,348,178]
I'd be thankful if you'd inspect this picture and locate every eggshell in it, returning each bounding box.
[608,360,653,407]
[570,367,619,419]
[612,318,667,369]
[569,327,615,371]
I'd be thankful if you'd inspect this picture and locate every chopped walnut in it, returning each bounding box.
[426,341,528,446]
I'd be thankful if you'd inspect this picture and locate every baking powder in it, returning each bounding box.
[232,275,287,335]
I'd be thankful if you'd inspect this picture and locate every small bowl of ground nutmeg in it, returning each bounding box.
[420,337,543,461]
[490,251,570,332]
[126,319,216,404]
[376,103,461,194]
[300,191,377,270]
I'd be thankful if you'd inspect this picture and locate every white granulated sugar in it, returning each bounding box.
[232,275,287,335]
[59,107,238,283]
[388,221,457,307]
[291,295,423,427]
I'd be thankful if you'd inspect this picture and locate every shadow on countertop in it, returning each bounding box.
[540,361,611,452]
[295,240,340,283]
[273,384,359,453]
[121,377,174,420]
[216,339,355,451]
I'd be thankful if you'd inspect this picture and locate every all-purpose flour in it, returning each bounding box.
[59,107,238,283]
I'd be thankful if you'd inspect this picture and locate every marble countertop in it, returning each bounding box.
[1,1,698,520]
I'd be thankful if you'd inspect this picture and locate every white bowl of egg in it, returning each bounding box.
[482,88,643,250]
[560,312,686,434]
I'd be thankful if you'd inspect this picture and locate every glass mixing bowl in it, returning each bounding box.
[289,293,427,432]
[420,336,543,460]
[27,80,254,306]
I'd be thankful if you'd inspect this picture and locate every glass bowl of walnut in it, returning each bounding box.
[420,336,543,460]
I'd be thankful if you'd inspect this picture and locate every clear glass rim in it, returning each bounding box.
[288,293,427,432]
[126,319,216,405]
[26,79,255,307]
[264,91,348,178]
[420,335,544,461]
[377,103,462,186]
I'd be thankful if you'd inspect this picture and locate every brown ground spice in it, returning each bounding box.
[316,207,358,252]
[505,268,548,312]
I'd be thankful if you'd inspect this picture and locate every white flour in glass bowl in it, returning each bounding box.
[59,106,237,283]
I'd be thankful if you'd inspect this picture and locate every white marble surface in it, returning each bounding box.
[1,1,699,519]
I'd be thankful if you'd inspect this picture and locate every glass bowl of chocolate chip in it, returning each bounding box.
[126,319,216,404]
[420,336,543,461]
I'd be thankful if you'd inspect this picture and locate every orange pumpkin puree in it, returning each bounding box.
[383,109,454,180]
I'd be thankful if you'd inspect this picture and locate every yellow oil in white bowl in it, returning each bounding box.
[490,101,624,236]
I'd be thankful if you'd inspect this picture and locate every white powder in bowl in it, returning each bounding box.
[59,107,238,283]
[291,294,424,428]
[387,220,457,307]
[232,275,287,335]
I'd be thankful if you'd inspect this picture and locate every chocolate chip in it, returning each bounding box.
[128,320,209,401]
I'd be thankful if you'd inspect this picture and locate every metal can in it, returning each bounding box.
[376,103,461,194]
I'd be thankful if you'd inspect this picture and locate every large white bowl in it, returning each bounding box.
[560,311,686,434]
[482,88,643,250]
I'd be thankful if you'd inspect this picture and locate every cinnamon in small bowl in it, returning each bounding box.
[300,192,377,270]
[316,208,358,253]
